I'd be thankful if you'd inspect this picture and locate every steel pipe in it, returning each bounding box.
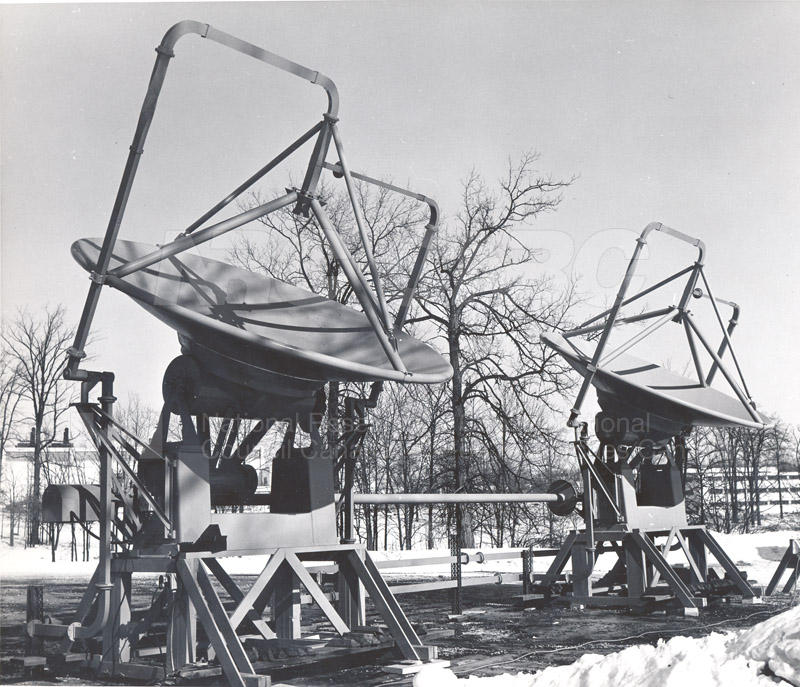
[352,492,563,505]
[110,192,298,279]
[320,161,440,330]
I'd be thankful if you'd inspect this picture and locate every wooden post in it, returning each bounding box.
[572,535,592,598]
[25,585,44,678]
[273,565,301,639]
[522,545,533,595]
[336,551,365,629]
[623,535,646,598]
[104,573,132,664]
[687,530,708,585]
[167,565,197,672]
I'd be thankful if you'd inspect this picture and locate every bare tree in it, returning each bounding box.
[231,178,426,312]
[231,179,435,539]
[1,467,26,547]
[2,306,75,545]
[0,348,22,485]
[229,158,579,550]
[412,153,578,546]
[115,392,160,441]
[685,418,792,533]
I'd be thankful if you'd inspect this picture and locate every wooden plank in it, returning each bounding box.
[364,551,427,644]
[96,660,166,681]
[197,561,256,674]
[230,550,286,630]
[178,641,394,681]
[783,568,799,594]
[177,558,247,687]
[59,652,92,664]
[241,672,270,687]
[204,557,277,640]
[246,637,329,651]
[12,656,47,667]
[383,659,450,675]
[348,551,424,661]
[284,551,349,636]
[337,552,365,629]
[569,596,649,607]
[540,531,578,583]
[252,641,394,673]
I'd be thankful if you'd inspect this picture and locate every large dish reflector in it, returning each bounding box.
[72,238,452,386]
[541,331,768,431]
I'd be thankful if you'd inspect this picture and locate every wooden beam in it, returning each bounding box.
[629,531,697,609]
[346,551,421,661]
[284,551,349,636]
[203,558,276,640]
[696,529,756,597]
[177,559,247,687]
[230,551,286,630]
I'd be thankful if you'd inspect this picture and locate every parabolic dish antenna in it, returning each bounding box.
[542,222,768,435]
[72,238,452,388]
[541,331,768,432]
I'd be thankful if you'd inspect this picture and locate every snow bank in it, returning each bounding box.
[730,602,800,686]
[0,541,96,578]
[414,604,800,687]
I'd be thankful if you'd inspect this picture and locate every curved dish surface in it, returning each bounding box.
[541,331,767,430]
[73,238,452,385]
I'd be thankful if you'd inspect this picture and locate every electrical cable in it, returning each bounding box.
[465,603,793,673]
[376,601,795,686]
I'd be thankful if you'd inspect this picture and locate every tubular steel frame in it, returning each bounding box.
[536,426,759,613]
[542,224,765,612]
[46,21,446,686]
[564,221,762,428]
[64,20,439,384]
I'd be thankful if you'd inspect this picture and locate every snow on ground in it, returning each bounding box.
[711,530,798,588]
[1,528,797,588]
[0,540,96,578]
[414,603,800,687]
[2,530,799,686]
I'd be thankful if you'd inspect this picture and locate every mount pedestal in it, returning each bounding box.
[538,432,759,612]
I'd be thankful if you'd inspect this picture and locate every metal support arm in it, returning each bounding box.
[65,20,339,380]
[567,222,706,426]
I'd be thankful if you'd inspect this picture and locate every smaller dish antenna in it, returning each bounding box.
[544,221,767,438]
[536,223,768,611]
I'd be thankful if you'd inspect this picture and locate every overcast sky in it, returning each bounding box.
[1,1,799,425]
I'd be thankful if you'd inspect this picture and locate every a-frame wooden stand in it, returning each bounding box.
[31,390,436,686]
[766,539,799,596]
[538,431,760,613]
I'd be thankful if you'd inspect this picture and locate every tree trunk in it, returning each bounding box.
[30,432,42,546]
[448,326,474,548]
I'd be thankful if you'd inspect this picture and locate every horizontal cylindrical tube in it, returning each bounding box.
[352,492,562,505]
